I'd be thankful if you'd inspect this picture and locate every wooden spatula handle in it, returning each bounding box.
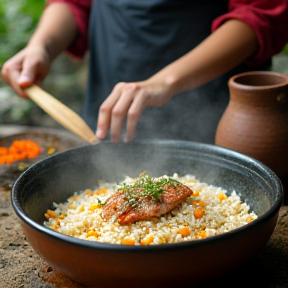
[24,85,98,144]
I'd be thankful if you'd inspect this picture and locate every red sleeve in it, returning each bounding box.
[212,0,288,68]
[47,0,92,59]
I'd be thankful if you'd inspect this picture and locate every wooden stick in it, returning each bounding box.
[24,85,98,144]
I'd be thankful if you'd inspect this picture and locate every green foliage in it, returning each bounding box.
[0,0,45,65]
[281,44,288,55]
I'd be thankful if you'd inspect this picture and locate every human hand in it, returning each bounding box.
[96,78,175,142]
[1,46,51,98]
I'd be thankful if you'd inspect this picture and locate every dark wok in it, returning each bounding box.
[11,140,283,287]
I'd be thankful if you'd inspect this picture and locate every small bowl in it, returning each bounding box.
[11,140,283,287]
[0,128,86,179]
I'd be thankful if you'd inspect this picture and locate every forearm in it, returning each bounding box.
[28,2,78,61]
[152,19,258,95]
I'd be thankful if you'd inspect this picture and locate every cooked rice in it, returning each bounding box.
[44,173,257,245]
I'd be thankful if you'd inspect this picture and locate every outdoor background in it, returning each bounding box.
[0,0,288,131]
[0,0,88,130]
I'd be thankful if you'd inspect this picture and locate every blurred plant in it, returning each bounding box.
[0,87,32,123]
[281,44,288,55]
[0,0,45,124]
[0,0,45,66]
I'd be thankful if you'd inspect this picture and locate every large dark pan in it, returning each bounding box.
[11,140,283,287]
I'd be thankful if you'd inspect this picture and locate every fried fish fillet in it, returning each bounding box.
[101,174,193,225]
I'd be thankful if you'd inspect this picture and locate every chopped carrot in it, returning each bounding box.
[5,154,15,164]
[44,210,57,219]
[0,147,8,155]
[8,146,18,154]
[194,208,204,219]
[78,205,85,213]
[192,190,200,197]
[245,216,254,223]
[27,151,39,159]
[85,189,94,196]
[121,239,136,245]
[69,195,80,202]
[0,140,42,165]
[218,193,228,202]
[95,188,108,195]
[55,218,61,228]
[89,203,101,210]
[0,156,5,165]
[140,236,154,245]
[86,229,99,238]
[196,230,207,239]
[177,227,191,237]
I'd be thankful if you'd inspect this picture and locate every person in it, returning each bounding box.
[1,0,288,143]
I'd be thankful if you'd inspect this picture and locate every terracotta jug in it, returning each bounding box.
[215,71,288,182]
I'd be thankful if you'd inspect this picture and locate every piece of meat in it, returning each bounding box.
[101,174,193,225]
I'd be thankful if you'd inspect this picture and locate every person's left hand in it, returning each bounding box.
[96,77,175,142]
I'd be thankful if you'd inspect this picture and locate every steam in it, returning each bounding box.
[133,78,230,145]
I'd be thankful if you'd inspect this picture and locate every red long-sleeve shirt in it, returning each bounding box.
[47,0,288,67]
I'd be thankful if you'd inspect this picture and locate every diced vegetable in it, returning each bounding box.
[140,236,154,245]
[196,230,207,239]
[44,210,56,219]
[89,203,101,210]
[95,188,108,195]
[192,190,200,197]
[218,193,228,202]
[245,216,254,223]
[121,239,136,245]
[86,229,99,238]
[177,227,191,237]
[0,140,41,165]
[194,208,204,219]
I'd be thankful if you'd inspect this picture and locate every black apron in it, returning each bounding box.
[83,0,251,144]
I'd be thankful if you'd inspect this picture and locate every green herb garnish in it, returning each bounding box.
[97,198,104,206]
[118,172,181,204]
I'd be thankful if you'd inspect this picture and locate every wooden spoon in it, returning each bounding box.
[24,85,98,144]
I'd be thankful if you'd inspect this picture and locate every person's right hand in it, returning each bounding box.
[1,46,51,98]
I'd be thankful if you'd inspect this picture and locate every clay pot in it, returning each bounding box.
[215,71,288,181]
